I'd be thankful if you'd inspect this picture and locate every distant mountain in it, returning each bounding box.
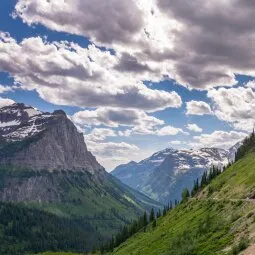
[112,146,242,204]
[0,103,161,254]
[112,148,174,191]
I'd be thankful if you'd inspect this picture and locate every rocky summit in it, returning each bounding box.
[0,103,103,173]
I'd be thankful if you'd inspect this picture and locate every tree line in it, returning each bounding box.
[100,203,175,254]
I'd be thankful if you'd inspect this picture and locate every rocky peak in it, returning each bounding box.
[52,109,67,117]
[0,103,104,174]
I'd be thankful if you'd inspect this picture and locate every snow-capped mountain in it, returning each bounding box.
[228,141,243,163]
[0,103,51,142]
[112,148,176,191]
[112,145,242,204]
[0,103,103,173]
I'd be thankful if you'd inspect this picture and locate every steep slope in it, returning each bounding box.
[0,103,161,254]
[112,147,230,204]
[109,150,255,255]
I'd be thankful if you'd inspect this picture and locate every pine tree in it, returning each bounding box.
[149,208,155,222]
[181,188,190,202]
[163,207,167,216]
[143,211,148,227]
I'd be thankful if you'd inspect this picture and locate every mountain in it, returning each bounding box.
[0,103,161,254]
[112,148,174,191]
[108,134,255,255]
[112,147,238,204]
[0,103,102,173]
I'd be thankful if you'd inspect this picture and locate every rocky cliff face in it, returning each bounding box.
[0,103,103,174]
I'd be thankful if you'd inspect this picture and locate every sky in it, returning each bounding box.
[0,0,254,170]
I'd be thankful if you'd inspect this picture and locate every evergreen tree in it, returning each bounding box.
[149,208,155,222]
[143,211,148,226]
[163,207,167,216]
[181,188,190,202]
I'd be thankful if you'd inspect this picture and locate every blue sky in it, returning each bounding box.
[0,0,254,170]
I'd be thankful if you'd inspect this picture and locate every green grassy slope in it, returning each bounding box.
[109,152,255,255]
[204,152,255,200]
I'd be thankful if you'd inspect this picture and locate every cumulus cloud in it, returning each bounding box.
[208,87,255,131]
[0,97,15,108]
[72,107,164,128]
[14,0,145,47]
[0,85,12,94]
[85,128,117,142]
[156,125,188,136]
[169,140,183,145]
[186,123,203,133]
[186,101,213,116]
[13,0,255,90]
[246,80,255,89]
[119,124,187,137]
[193,130,247,149]
[73,107,187,137]
[0,33,182,112]
[86,140,140,170]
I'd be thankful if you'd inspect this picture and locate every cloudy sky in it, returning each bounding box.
[0,0,254,170]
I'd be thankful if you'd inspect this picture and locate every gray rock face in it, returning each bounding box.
[0,103,104,174]
[0,174,63,203]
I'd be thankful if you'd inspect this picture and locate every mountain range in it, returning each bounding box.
[112,144,241,204]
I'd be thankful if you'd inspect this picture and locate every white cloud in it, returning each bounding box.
[186,101,213,116]
[193,130,247,149]
[72,107,164,128]
[0,97,15,108]
[186,123,203,133]
[85,128,117,142]
[14,0,145,47]
[119,124,187,137]
[246,80,255,89]
[156,125,188,136]
[13,0,255,90]
[0,33,182,112]
[86,140,140,170]
[0,85,12,94]
[208,87,255,131]
[73,107,187,138]
[169,140,182,145]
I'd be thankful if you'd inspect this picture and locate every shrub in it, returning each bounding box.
[230,237,249,255]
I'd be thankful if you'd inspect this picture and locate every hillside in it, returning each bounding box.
[0,103,161,254]
[107,142,255,254]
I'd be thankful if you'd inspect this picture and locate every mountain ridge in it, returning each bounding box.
[112,143,242,203]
